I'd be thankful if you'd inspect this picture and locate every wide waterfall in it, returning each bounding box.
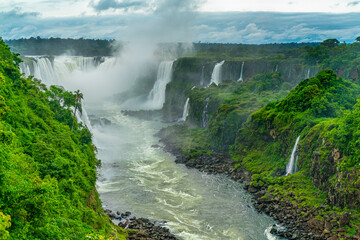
[209,60,225,86]
[146,60,174,110]
[238,61,244,82]
[179,97,190,122]
[286,136,300,176]
[19,56,105,85]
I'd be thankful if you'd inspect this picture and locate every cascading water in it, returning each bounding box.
[288,67,291,79]
[179,98,190,122]
[238,61,244,82]
[19,56,105,86]
[200,65,205,86]
[19,62,31,77]
[146,60,174,109]
[81,105,92,131]
[285,136,300,176]
[26,54,281,240]
[209,60,225,86]
[202,98,210,128]
[275,64,278,72]
[306,68,310,79]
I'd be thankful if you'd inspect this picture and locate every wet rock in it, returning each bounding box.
[339,212,351,227]
[308,218,324,232]
[119,214,178,240]
[157,128,346,240]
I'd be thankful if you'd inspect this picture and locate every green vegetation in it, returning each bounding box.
[162,39,360,237]
[0,39,126,239]
[194,42,319,60]
[5,37,115,56]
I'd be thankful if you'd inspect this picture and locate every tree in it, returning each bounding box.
[321,39,340,48]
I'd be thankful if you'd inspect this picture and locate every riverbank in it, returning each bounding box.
[157,127,358,240]
[105,210,178,240]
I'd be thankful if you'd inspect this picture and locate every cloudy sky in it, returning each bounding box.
[1,0,360,43]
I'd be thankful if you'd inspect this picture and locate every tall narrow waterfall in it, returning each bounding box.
[81,105,92,131]
[306,68,310,79]
[202,98,210,128]
[180,98,190,122]
[209,60,225,86]
[275,64,278,72]
[238,61,244,82]
[200,65,205,86]
[146,60,174,110]
[286,136,300,176]
[69,105,93,131]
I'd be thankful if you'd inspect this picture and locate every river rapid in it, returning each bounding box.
[89,103,278,240]
[19,55,280,240]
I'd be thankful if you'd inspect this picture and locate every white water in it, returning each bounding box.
[180,97,190,122]
[91,104,278,240]
[145,60,174,110]
[285,136,300,176]
[275,64,278,72]
[209,60,225,86]
[81,106,93,131]
[238,61,244,82]
[19,56,103,86]
[200,65,205,86]
[22,55,281,240]
[306,68,310,79]
[202,98,209,128]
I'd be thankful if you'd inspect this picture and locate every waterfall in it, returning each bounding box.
[200,65,205,86]
[19,56,102,85]
[306,68,310,79]
[19,56,101,131]
[275,64,278,72]
[202,98,210,128]
[81,105,92,131]
[179,98,190,122]
[238,61,244,82]
[73,104,92,131]
[146,60,174,110]
[19,62,31,77]
[285,136,300,176]
[209,60,225,86]
[288,67,291,79]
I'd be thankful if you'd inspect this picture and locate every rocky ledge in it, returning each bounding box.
[158,130,360,240]
[105,210,178,240]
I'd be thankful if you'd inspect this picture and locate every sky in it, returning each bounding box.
[1,0,360,43]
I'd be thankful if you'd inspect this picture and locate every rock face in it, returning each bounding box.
[158,130,360,240]
[163,57,316,122]
[105,210,178,240]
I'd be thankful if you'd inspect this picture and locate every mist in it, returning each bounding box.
[59,0,201,108]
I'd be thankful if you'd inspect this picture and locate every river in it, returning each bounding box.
[20,56,280,240]
[89,102,277,240]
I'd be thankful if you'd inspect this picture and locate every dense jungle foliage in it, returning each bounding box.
[0,39,126,239]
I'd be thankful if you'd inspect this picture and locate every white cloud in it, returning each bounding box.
[202,0,360,13]
[1,9,360,44]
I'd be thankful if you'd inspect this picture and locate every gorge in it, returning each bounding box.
[2,37,360,240]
